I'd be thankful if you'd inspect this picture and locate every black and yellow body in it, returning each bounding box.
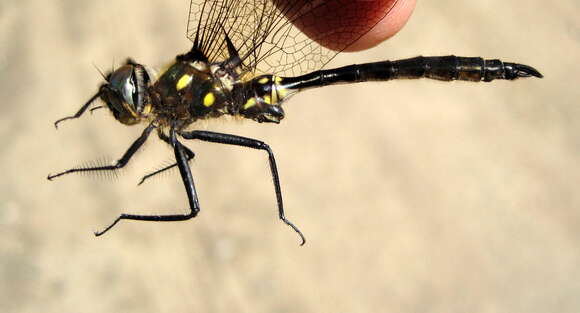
[49,43,541,245]
[128,51,543,133]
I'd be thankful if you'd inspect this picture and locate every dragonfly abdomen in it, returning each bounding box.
[385,56,543,82]
[280,55,542,92]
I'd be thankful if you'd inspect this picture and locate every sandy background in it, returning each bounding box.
[1,1,579,312]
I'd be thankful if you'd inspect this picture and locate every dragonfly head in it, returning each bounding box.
[99,59,155,125]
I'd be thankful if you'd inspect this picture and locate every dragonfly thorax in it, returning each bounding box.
[147,59,234,127]
[149,53,295,125]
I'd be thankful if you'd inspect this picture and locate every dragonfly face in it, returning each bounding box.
[99,60,154,126]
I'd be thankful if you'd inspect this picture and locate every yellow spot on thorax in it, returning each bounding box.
[258,77,269,84]
[176,74,192,91]
[203,92,215,107]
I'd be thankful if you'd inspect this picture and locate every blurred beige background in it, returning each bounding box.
[1,1,579,312]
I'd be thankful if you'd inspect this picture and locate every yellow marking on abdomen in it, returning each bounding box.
[244,97,256,109]
[273,76,287,101]
[271,87,278,104]
[176,74,192,91]
[277,86,288,99]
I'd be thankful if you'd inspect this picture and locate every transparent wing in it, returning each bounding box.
[187,0,400,76]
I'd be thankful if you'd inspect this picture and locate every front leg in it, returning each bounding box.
[180,130,306,246]
[47,123,156,180]
[94,128,201,236]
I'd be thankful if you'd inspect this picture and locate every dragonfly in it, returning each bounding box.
[48,0,542,245]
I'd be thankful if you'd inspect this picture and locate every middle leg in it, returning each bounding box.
[137,131,196,185]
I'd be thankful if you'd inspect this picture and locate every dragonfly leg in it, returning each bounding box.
[179,130,306,246]
[53,93,100,128]
[95,128,200,236]
[47,123,156,180]
[137,131,195,186]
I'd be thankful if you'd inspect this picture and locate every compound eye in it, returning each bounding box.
[99,84,139,125]
[108,65,137,106]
